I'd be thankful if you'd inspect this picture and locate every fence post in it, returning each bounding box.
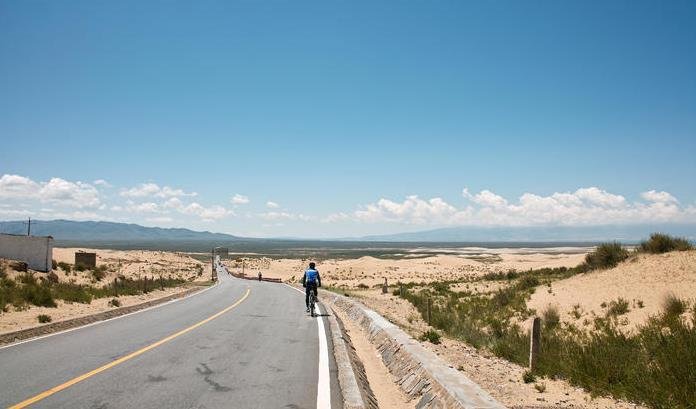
[160,275,164,290]
[427,298,432,325]
[114,277,118,297]
[529,317,541,371]
[382,277,388,294]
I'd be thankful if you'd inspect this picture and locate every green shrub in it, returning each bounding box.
[92,265,108,281]
[542,305,561,329]
[522,370,536,383]
[639,233,693,254]
[607,297,630,317]
[662,294,687,317]
[74,263,87,272]
[108,298,121,307]
[583,242,629,270]
[419,329,441,344]
[57,262,72,273]
[534,383,546,393]
[37,314,52,323]
[51,259,58,270]
[356,283,369,289]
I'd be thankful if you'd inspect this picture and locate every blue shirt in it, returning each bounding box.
[305,269,319,283]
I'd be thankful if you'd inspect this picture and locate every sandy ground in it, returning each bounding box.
[53,247,211,284]
[225,249,588,288]
[0,286,189,334]
[350,289,644,409]
[1,248,212,333]
[528,250,696,330]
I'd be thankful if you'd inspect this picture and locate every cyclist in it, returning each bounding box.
[301,262,321,312]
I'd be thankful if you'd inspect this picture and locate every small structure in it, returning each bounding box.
[75,252,97,269]
[0,233,53,272]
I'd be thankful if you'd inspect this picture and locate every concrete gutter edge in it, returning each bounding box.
[325,302,376,409]
[324,292,508,409]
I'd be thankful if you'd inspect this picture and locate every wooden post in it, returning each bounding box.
[160,275,164,290]
[382,277,388,294]
[113,277,118,297]
[529,317,541,371]
[427,298,432,325]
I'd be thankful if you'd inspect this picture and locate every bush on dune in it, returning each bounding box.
[582,242,629,271]
[639,233,693,254]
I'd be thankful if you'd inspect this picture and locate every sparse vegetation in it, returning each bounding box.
[607,297,630,317]
[639,233,693,254]
[0,272,186,312]
[534,383,546,393]
[662,294,687,317]
[397,249,696,408]
[419,329,441,344]
[522,370,536,383]
[542,305,560,329]
[37,314,52,323]
[57,262,72,273]
[108,298,121,307]
[581,242,629,270]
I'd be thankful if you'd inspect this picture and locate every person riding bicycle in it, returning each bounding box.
[301,262,321,312]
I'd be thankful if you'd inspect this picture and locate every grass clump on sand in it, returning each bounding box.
[419,329,441,344]
[37,314,52,323]
[581,242,629,271]
[639,233,693,254]
[398,252,696,408]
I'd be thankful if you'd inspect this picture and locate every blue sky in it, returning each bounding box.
[1,1,695,237]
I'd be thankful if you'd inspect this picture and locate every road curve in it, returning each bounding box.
[0,264,340,408]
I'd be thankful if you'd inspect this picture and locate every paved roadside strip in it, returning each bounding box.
[324,292,508,409]
[0,283,215,347]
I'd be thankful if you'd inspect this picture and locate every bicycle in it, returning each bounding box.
[308,290,316,317]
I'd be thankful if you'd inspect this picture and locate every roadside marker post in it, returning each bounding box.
[529,317,541,371]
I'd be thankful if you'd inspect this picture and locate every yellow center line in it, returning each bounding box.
[9,288,251,409]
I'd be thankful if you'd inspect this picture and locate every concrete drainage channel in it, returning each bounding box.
[324,292,507,409]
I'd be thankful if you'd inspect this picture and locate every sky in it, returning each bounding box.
[1,0,695,238]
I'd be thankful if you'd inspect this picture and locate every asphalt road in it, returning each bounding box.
[0,264,340,409]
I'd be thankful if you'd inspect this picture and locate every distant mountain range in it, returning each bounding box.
[358,224,696,242]
[1,220,694,246]
[0,220,242,242]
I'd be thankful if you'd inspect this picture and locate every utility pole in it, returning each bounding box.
[27,217,31,236]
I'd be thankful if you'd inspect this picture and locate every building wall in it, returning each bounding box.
[0,234,53,272]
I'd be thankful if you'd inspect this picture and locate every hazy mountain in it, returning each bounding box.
[0,220,242,242]
[358,224,696,243]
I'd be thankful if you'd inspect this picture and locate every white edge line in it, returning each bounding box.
[0,279,220,350]
[283,283,331,409]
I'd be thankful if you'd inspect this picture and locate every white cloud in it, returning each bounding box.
[259,211,312,221]
[641,190,678,204]
[126,202,163,213]
[39,178,101,208]
[231,194,250,205]
[180,203,233,222]
[120,183,197,198]
[355,195,466,225]
[350,187,696,226]
[471,190,508,207]
[266,201,280,208]
[93,179,112,188]
[0,174,41,198]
